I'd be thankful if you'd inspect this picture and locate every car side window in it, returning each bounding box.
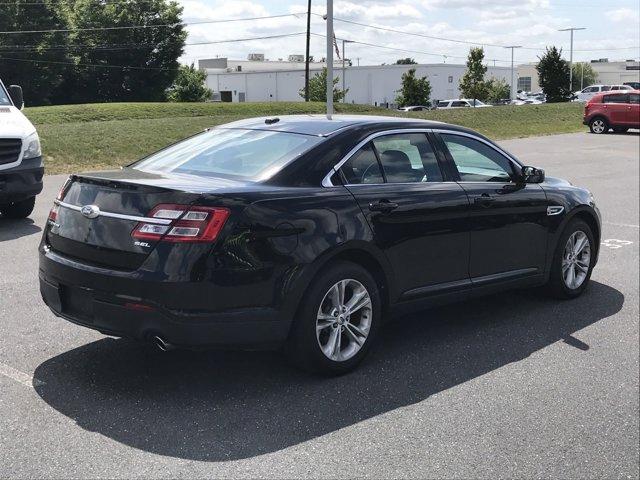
[451,101,467,107]
[340,143,384,185]
[372,133,443,183]
[437,101,449,108]
[630,93,640,104]
[601,86,611,92]
[441,133,515,183]
[603,94,629,104]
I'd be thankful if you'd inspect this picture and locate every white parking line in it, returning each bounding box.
[0,362,45,388]
[604,221,640,229]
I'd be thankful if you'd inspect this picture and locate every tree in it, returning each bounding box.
[395,68,431,107]
[536,46,571,102]
[54,0,186,104]
[395,58,417,65]
[298,68,348,102]
[571,62,598,91]
[0,1,71,105]
[485,77,511,103]
[167,64,211,102]
[459,47,489,102]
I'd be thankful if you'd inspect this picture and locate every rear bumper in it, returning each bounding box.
[0,156,44,204]
[39,247,292,349]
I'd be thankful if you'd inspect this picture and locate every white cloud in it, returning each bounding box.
[606,7,640,23]
[177,0,639,67]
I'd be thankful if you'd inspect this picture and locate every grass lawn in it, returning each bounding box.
[24,101,585,174]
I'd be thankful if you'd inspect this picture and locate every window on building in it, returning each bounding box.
[517,76,532,92]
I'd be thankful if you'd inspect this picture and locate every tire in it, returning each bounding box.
[546,219,596,299]
[286,261,382,375]
[589,117,609,134]
[612,126,628,134]
[0,196,35,219]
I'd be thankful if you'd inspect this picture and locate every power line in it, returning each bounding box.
[310,33,512,64]
[0,13,298,35]
[0,56,180,70]
[0,32,307,52]
[322,13,640,54]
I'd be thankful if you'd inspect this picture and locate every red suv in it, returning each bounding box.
[584,90,640,134]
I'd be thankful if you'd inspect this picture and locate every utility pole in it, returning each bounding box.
[326,0,333,119]
[342,39,353,103]
[304,0,311,101]
[559,27,586,93]
[504,46,522,100]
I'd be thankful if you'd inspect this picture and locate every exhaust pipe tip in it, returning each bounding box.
[152,335,174,352]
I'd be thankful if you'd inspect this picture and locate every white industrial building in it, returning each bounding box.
[517,59,640,92]
[199,57,512,107]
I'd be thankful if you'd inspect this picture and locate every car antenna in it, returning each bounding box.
[265,117,280,125]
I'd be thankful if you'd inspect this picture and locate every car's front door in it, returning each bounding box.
[338,132,470,298]
[436,131,549,284]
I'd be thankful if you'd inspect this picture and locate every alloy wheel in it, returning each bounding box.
[316,279,372,362]
[591,119,606,134]
[562,231,591,289]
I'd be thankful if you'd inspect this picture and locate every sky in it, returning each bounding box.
[177,0,640,68]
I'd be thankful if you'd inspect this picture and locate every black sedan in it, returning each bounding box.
[39,115,601,374]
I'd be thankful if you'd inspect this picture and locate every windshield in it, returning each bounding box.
[470,99,486,106]
[0,84,11,106]
[132,128,322,181]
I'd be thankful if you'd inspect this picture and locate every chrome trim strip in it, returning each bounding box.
[321,128,434,187]
[547,206,565,216]
[54,200,173,225]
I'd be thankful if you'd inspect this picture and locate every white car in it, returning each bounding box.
[0,79,43,219]
[397,105,431,112]
[435,99,492,109]
[573,84,633,102]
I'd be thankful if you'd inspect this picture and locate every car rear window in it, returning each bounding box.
[603,94,629,104]
[132,128,322,181]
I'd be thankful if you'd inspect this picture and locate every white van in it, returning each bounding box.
[0,79,43,219]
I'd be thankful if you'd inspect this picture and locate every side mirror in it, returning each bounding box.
[8,85,24,110]
[521,166,545,184]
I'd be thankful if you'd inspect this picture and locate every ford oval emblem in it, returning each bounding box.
[81,204,100,219]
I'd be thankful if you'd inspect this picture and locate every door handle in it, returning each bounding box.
[474,194,495,206]
[369,200,399,213]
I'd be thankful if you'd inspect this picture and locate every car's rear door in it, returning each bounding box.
[338,131,470,299]
[434,130,549,286]
[626,92,640,126]
[603,93,630,125]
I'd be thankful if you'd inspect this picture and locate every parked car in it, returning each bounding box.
[436,99,492,109]
[40,115,601,374]
[0,79,43,219]
[397,105,431,112]
[623,81,640,90]
[584,90,640,134]
[574,84,632,102]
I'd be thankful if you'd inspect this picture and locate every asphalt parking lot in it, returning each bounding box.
[1,131,638,479]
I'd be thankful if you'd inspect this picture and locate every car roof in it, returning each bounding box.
[217,114,449,137]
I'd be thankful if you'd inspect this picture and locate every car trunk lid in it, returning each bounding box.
[46,169,244,270]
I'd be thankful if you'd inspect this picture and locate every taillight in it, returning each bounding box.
[131,204,230,243]
[48,203,59,223]
[48,177,71,224]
